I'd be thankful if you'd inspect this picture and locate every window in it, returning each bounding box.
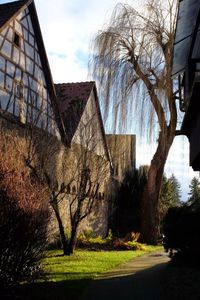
[14,32,20,47]
[15,82,23,99]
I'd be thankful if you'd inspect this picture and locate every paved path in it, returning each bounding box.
[79,251,170,300]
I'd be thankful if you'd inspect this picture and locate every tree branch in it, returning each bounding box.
[131,54,167,131]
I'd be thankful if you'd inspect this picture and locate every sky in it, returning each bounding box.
[0,0,199,199]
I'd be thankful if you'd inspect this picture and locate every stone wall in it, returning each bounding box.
[106,134,136,182]
[0,113,111,241]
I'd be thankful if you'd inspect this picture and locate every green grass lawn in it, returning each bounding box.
[20,246,162,300]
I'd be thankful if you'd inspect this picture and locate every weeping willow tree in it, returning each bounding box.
[91,0,179,244]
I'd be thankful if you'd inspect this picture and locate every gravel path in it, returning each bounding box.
[79,251,170,300]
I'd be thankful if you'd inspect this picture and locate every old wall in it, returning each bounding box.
[106,134,136,182]
[0,113,111,241]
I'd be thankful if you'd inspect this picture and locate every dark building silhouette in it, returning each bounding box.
[172,0,200,170]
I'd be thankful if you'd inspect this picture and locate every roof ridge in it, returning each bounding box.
[55,81,95,85]
[0,0,30,8]
[0,0,31,29]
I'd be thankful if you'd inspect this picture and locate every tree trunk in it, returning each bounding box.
[51,203,68,255]
[140,130,175,244]
[67,223,78,255]
[106,178,119,237]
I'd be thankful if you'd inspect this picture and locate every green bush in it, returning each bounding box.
[112,240,146,251]
[77,233,108,250]
[163,205,200,265]
[77,230,146,251]
[127,241,146,250]
[81,229,95,239]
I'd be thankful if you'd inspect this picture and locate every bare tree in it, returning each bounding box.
[1,96,70,254]
[64,108,110,254]
[1,96,110,255]
[91,0,179,244]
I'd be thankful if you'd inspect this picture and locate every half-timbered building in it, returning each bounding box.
[55,81,111,159]
[0,0,61,138]
[54,82,112,236]
[0,0,113,237]
[55,81,112,204]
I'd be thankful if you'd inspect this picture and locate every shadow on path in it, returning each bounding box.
[79,252,170,300]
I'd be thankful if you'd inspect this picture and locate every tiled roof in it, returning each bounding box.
[55,82,95,113]
[55,81,111,162]
[0,0,30,29]
[55,82,95,143]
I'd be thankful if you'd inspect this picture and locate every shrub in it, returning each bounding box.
[112,239,132,250]
[112,239,146,251]
[163,205,200,265]
[77,230,146,251]
[106,229,113,241]
[77,233,108,250]
[0,161,50,291]
[127,241,146,251]
[82,229,95,239]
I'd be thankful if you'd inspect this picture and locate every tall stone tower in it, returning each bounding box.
[106,134,136,182]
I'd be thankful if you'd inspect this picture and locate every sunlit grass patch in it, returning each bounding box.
[21,246,162,300]
[43,246,162,281]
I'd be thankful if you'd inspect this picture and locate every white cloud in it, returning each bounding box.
[34,0,138,83]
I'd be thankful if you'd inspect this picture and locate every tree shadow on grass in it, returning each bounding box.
[2,261,200,300]
[20,278,92,300]
[0,278,91,300]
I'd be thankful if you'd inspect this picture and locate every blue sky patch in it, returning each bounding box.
[48,51,67,59]
[75,49,88,68]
